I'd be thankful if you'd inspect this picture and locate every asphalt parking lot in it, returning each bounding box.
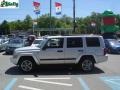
[0,52,120,90]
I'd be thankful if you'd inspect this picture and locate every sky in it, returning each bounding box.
[0,0,120,22]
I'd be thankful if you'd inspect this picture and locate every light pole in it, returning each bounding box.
[73,0,76,33]
[50,0,52,35]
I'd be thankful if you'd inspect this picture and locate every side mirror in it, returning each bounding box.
[42,45,47,50]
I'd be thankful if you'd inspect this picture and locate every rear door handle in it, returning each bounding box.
[57,50,63,52]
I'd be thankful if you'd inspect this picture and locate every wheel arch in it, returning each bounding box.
[79,55,96,63]
[17,56,39,65]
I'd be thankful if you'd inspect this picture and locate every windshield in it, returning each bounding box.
[33,40,42,44]
[9,39,23,44]
[37,39,47,48]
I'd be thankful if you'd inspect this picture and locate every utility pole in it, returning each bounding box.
[50,0,52,35]
[73,0,76,33]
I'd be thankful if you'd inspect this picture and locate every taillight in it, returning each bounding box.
[104,48,107,55]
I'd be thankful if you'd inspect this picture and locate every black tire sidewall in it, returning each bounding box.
[19,59,35,73]
[79,58,94,72]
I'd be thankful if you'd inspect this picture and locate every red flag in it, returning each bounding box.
[55,2,62,15]
[55,2,62,7]
[33,1,40,7]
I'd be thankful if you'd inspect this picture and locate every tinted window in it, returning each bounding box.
[46,38,64,48]
[67,37,83,48]
[9,39,23,44]
[86,37,100,47]
[33,40,42,44]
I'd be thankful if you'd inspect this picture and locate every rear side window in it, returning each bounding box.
[86,37,100,47]
[67,37,83,48]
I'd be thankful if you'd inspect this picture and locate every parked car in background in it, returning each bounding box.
[118,39,120,43]
[31,38,43,47]
[5,38,25,54]
[104,39,120,54]
[0,39,8,51]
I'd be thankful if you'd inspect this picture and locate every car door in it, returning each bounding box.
[85,37,103,55]
[2,39,8,50]
[39,38,65,64]
[65,37,84,64]
[0,39,5,50]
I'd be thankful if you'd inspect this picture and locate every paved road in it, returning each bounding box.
[0,52,120,90]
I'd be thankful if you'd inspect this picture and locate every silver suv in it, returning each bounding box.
[10,35,108,72]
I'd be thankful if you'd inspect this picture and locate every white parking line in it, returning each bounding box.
[24,77,71,80]
[19,85,43,90]
[24,78,72,87]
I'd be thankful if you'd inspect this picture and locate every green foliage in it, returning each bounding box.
[23,15,32,30]
[1,12,118,35]
[0,20,10,35]
[37,14,72,28]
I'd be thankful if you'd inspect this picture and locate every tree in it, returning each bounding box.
[9,21,16,31]
[0,20,10,35]
[60,15,72,28]
[23,15,32,30]
[15,20,23,30]
[90,12,102,34]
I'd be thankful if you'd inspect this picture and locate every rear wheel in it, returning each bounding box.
[80,58,94,72]
[19,58,36,73]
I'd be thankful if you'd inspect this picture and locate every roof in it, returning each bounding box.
[46,34,102,39]
[35,38,43,40]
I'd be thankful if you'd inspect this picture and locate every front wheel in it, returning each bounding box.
[19,59,36,73]
[80,58,94,72]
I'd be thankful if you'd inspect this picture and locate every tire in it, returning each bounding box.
[79,58,94,72]
[18,58,36,73]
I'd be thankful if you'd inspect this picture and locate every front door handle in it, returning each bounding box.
[57,50,63,52]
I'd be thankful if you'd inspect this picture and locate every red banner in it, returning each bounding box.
[33,1,40,7]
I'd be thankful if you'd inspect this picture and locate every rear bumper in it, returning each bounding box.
[95,55,108,63]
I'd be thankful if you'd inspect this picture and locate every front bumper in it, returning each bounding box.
[10,55,19,65]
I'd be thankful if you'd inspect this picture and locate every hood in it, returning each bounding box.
[113,44,120,48]
[31,44,39,47]
[110,42,120,48]
[15,46,40,52]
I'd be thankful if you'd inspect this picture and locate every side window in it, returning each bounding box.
[46,38,64,48]
[67,37,83,48]
[86,37,100,47]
